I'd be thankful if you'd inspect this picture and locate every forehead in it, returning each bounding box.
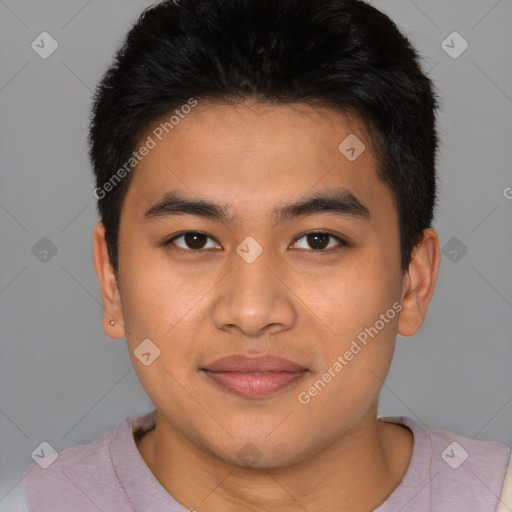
[122,100,394,223]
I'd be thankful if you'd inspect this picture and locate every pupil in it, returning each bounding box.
[308,233,328,250]
[185,233,206,249]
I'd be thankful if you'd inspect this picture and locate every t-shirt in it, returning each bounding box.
[23,410,512,511]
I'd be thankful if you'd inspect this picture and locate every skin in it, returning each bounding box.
[93,100,440,511]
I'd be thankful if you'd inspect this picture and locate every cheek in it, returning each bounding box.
[307,259,400,402]
[118,255,214,392]
[316,259,400,340]
[119,250,211,339]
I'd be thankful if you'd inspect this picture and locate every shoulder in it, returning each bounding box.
[23,416,135,512]
[423,419,510,471]
[496,452,512,512]
[380,416,511,511]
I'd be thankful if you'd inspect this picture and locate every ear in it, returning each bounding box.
[398,228,441,337]
[93,222,126,339]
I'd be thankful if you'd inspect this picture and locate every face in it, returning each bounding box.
[107,101,408,467]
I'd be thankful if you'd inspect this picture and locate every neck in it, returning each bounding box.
[136,405,413,512]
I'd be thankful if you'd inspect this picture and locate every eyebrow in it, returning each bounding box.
[142,188,370,226]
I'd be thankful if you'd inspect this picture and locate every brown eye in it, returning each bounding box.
[166,232,220,251]
[291,232,346,251]
[306,233,330,250]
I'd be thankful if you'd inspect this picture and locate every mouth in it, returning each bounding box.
[200,354,309,399]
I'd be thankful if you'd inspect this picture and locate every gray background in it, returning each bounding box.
[1,0,511,510]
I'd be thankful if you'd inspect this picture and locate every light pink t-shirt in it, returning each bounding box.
[23,410,510,511]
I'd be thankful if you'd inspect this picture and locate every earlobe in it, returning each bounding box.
[92,223,126,339]
[397,228,441,337]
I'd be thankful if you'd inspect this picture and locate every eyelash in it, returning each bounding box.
[164,231,347,253]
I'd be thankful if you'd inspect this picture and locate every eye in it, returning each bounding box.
[165,230,347,253]
[166,232,221,251]
[290,231,346,251]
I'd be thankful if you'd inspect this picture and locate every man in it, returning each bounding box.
[24,0,512,510]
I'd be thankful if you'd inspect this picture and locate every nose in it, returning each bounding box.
[211,244,297,338]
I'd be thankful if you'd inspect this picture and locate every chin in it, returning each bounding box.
[201,432,315,470]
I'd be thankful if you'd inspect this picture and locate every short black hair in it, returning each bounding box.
[89,0,438,275]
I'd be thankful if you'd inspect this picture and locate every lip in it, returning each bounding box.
[201,355,309,399]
